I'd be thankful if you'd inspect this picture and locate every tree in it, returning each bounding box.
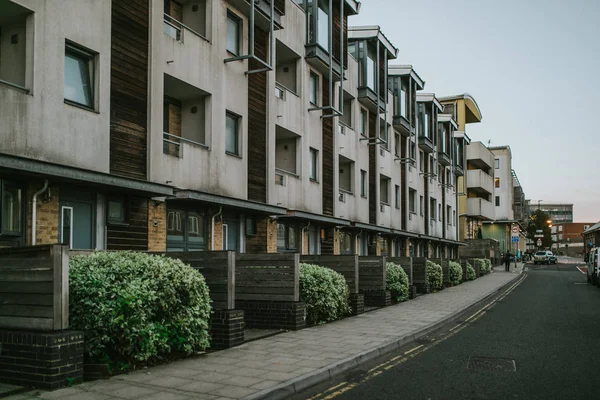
[526,209,552,249]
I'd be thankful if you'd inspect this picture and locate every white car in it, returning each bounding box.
[533,250,555,265]
[587,247,599,285]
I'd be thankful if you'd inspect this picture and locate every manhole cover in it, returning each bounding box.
[467,356,516,372]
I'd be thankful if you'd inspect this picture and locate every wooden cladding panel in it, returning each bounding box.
[369,113,377,225]
[274,0,285,15]
[322,77,334,216]
[0,245,69,331]
[107,197,148,251]
[412,257,427,284]
[248,28,268,203]
[358,256,386,291]
[235,254,300,302]
[301,255,358,293]
[110,0,149,180]
[388,256,412,285]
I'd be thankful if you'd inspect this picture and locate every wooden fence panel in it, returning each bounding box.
[164,251,235,310]
[0,245,69,331]
[235,254,299,302]
[301,255,359,293]
[460,259,469,281]
[358,256,386,291]
[387,257,413,285]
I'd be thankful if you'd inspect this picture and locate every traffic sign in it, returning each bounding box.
[511,236,519,243]
[534,234,544,238]
[512,226,519,233]
[537,238,542,246]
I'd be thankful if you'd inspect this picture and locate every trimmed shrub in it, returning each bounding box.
[386,262,410,302]
[466,262,476,281]
[448,261,463,286]
[485,259,492,272]
[426,260,443,291]
[300,263,350,325]
[69,252,211,373]
[475,258,491,275]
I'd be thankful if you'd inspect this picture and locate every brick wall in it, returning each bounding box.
[0,330,84,390]
[147,201,166,252]
[212,219,223,251]
[210,310,245,350]
[26,183,59,246]
[302,230,309,254]
[333,228,340,255]
[267,218,277,253]
[236,301,306,330]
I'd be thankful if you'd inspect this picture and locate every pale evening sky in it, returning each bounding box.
[351,0,600,222]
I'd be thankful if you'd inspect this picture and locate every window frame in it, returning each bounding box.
[226,10,242,56]
[277,222,299,252]
[360,169,367,198]
[494,177,500,188]
[309,71,319,106]
[225,111,241,156]
[420,195,424,216]
[106,197,128,225]
[359,108,368,137]
[0,180,24,237]
[395,184,400,209]
[309,147,319,182]
[409,189,416,213]
[64,41,96,111]
[495,158,500,169]
[495,196,500,207]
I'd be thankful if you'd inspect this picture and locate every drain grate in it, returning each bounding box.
[467,356,516,372]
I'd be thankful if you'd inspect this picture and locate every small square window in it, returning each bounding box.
[495,158,500,169]
[225,112,240,156]
[64,43,95,109]
[245,217,256,236]
[226,11,241,55]
[309,71,319,105]
[495,177,500,188]
[309,147,319,181]
[107,198,126,224]
[495,196,500,206]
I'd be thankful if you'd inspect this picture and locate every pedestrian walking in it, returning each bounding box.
[504,250,512,272]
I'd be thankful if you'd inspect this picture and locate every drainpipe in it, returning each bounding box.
[211,207,223,250]
[301,221,311,254]
[31,180,49,246]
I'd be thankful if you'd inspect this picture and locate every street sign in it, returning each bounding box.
[512,226,519,233]
[512,236,519,243]
[537,238,542,246]
[534,234,544,238]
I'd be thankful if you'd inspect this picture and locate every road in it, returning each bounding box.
[295,261,600,400]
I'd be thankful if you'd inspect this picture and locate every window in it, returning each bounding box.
[339,157,354,193]
[438,204,442,221]
[380,176,390,205]
[394,132,400,157]
[495,158,500,169]
[447,206,452,225]
[64,43,95,109]
[395,185,400,209]
[366,45,376,90]
[419,151,424,172]
[277,222,298,252]
[0,4,31,90]
[495,196,500,206]
[420,196,424,216]
[360,170,367,197]
[316,1,330,49]
[245,217,256,236]
[107,198,126,224]
[309,71,319,105]
[225,112,240,156]
[1,182,22,235]
[409,189,416,213]
[400,83,408,118]
[167,209,207,251]
[339,231,353,255]
[226,11,241,55]
[453,210,456,226]
[430,198,436,220]
[495,177,500,188]
[309,148,318,181]
[359,109,367,136]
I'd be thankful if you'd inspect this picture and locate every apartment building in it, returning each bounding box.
[512,169,528,224]
[552,222,595,256]
[530,202,574,224]
[0,0,463,257]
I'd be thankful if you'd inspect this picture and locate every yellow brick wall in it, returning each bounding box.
[302,230,309,254]
[212,219,223,251]
[148,201,166,252]
[26,184,59,246]
[266,218,278,253]
[333,228,340,255]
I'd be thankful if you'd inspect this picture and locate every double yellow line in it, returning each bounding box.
[308,275,527,400]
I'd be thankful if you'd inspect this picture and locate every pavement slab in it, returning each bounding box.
[4,266,523,400]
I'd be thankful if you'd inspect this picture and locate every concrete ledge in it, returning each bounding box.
[245,271,525,400]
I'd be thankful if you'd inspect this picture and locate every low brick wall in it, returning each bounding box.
[0,330,84,390]
[349,293,365,315]
[361,289,391,308]
[210,310,245,350]
[236,301,306,331]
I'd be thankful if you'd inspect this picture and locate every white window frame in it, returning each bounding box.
[60,206,74,250]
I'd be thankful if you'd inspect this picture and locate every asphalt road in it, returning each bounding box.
[296,262,600,400]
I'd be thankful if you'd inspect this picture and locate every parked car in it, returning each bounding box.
[533,251,555,265]
[548,253,557,264]
[587,247,599,285]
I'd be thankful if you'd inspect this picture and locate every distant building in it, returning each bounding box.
[530,202,573,224]
[583,222,600,250]
[552,222,595,256]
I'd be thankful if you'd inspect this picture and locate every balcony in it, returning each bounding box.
[454,164,464,176]
[227,0,284,31]
[466,141,494,171]
[467,198,494,220]
[418,135,434,153]
[393,115,411,137]
[466,169,493,195]
[357,87,386,113]
[438,150,451,167]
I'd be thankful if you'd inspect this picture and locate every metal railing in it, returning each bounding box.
[163,132,208,158]
[163,14,210,44]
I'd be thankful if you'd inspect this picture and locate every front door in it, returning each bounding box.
[222,216,239,251]
[59,189,95,249]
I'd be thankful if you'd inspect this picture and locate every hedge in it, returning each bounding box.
[426,260,443,291]
[466,262,476,281]
[475,258,491,275]
[448,261,463,285]
[300,263,350,325]
[69,252,211,374]
[386,262,410,302]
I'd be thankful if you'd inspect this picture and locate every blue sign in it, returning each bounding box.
[511,236,519,243]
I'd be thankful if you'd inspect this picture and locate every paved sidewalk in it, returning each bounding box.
[7,271,523,400]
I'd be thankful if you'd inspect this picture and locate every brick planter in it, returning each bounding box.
[349,293,365,315]
[236,301,306,331]
[361,289,391,308]
[210,309,245,350]
[0,330,84,390]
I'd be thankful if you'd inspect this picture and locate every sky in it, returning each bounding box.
[351,0,600,222]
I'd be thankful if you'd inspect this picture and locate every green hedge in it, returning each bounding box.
[386,262,410,302]
[448,261,463,285]
[69,252,211,373]
[300,263,350,325]
[426,260,443,291]
[475,258,491,275]
[466,262,476,281]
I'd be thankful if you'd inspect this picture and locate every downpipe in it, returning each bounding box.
[31,180,49,246]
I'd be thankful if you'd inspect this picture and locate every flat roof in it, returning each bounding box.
[438,93,483,123]
[388,65,425,90]
[416,93,443,112]
[175,190,287,215]
[348,25,399,59]
[438,114,458,129]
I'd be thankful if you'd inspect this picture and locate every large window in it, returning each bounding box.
[339,231,353,255]
[277,222,298,252]
[225,112,240,156]
[226,11,241,55]
[167,209,207,251]
[400,83,408,118]
[1,182,22,235]
[309,71,319,105]
[309,147,319,181]
[366,45,376,90]
[409,189,416,213]
[316,1,329,49]
[64,42,95,109]
[380,175,390,205]
[359,109,367,136]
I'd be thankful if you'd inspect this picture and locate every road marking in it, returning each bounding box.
[576,266,587,275]
[309,274,528,400]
